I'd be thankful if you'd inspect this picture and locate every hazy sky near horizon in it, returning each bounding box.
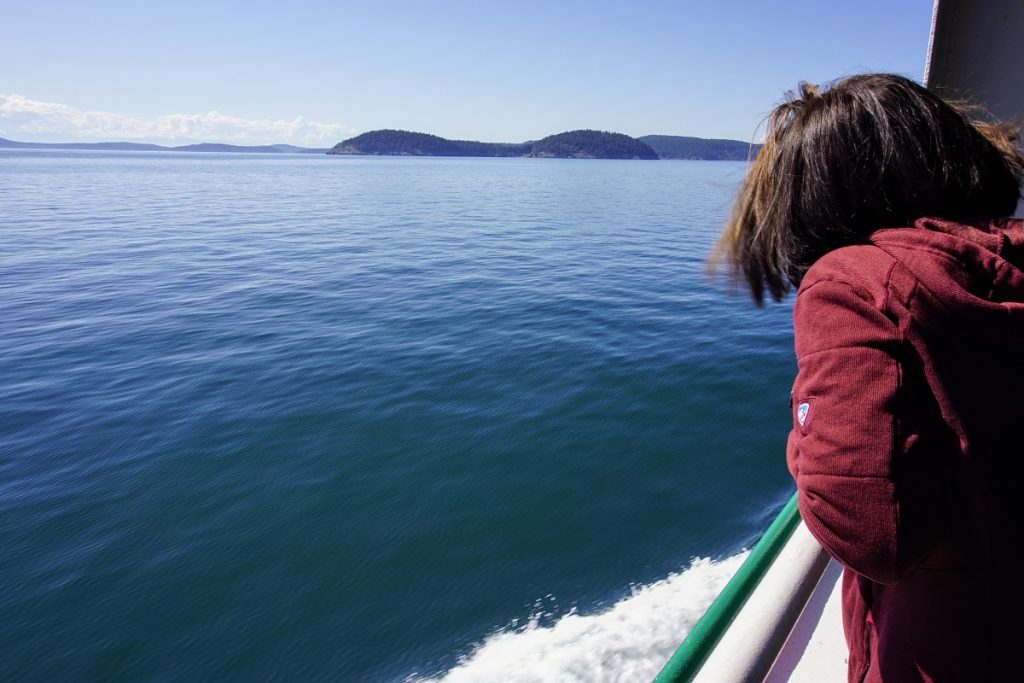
[2,0,935,146]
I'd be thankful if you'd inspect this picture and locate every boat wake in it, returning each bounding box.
[412,552,747,683]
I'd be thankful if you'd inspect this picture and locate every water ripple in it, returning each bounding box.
[0,151,793,682]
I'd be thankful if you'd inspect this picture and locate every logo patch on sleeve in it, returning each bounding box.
[797,402,810,427]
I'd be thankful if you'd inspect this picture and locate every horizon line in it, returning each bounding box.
[0,129,763,150]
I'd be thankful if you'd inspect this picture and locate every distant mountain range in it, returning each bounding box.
[0,132,760,160]
[0,138,328,154]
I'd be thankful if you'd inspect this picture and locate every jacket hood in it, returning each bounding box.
[870,217,1024,305]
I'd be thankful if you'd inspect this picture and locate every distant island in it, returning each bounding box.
[638,135,760,161]
[0,138,328,154]
[0,132,760,160]
[328,129,759,160]
[328,129,659,160]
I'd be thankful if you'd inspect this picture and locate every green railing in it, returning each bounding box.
[653,492,801,683]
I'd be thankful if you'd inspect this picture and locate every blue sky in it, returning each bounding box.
[1,0,935,146]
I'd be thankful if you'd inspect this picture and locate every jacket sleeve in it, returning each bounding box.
[787,277,946,584]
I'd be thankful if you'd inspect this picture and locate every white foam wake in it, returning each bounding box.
[412,552,748,683]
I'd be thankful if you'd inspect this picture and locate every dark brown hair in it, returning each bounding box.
[715,73,1024,304]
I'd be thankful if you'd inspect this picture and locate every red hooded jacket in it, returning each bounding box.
[787,217,1024,682]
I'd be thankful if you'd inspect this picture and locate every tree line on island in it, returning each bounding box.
[328,129,759,160]
[328,129,657,159]
[638,135,762,161]
[0,132,760,160]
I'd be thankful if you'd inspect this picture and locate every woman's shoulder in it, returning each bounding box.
[799,243,899,310]
[798,233,962,327]
[792,245,904,360]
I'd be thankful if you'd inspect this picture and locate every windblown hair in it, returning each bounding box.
[715,73,1024,303]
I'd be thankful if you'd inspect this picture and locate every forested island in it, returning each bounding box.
[328,130,758,160]
[638,135,760,160]
[328,129,658,160]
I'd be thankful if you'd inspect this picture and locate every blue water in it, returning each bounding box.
[1,150,794,682]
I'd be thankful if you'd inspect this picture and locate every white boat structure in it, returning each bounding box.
[653,494,846,683]
[653,1,1024,680]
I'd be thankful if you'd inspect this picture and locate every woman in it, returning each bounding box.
[716,74,1024,682]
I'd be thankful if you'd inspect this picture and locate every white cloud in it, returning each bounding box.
[0,94,354,146]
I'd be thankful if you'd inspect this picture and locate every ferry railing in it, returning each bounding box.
[653,492,832,683]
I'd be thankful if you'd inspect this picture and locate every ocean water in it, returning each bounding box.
[0,150,795,682]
